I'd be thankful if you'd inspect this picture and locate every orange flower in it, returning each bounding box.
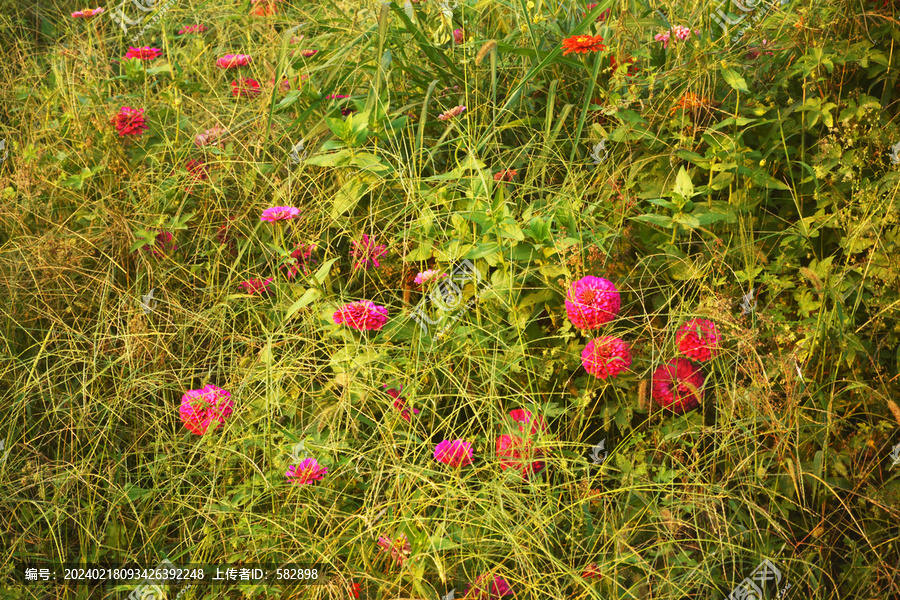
[670,92,713,114]
[561,34,607,56]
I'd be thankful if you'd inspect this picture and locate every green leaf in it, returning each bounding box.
[350,152,393,175]
[331,175,370,218]
[721,66,750,93]
[750,170,791,190]
[284,288,322,321]
[305,149,352,168]
[631,214,674,228]
[405,241,434,261]
[498,219,525,242]
[312,258,340,285]
[466,242,502,259]
[673,166,694,199]
[672,213,701,228]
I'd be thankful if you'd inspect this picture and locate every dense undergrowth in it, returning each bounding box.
[1,0,900,598]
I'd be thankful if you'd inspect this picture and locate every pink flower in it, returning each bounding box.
[582,336,632,379]
[217,54,252,68]
[434,439,473,467]
[464,574,513,600]
[142,230,178,257]
[438,105,467,121]
[675,318,720,362]
[72,7,104,18]
[333,301,389,331]
[178,24,208,35]
[414,270,447,286]
[453,28,464,44]
[124,47,161,60]
[493,169,517,182]
[300,49,318,57]
[326,94,350,100]
[651,358,705,414]
[281,244,317,279]
[376,532,412,565]
[654,31,671,48]
[673,25,695,40]
[111,106,149,137]
[508,408,547,434]
[231,78,261,97]
[286,457,328,484]
[239,278,274,295]
[350,234,388,270]
[565,276,621,329]
[194,126,226,147]
[260,206,301,222]
[384,385,420,421]
[179,384,234,435]
[184,159,208,180]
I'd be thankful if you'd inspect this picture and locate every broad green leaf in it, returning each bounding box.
[284,288,322,321]
[305,149,352,168]
[631,214,674,228]
[312,258,340,285]
[721,66,750,93]
[331,175,370,217]
[673,166,694,200]
[672,213,701,228]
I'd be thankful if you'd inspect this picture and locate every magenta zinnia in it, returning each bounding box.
[260,206,301,222]
[376,532,412,566]
[179,384,234,435]
[142,230,177,257]
[464,574,513,600]
[281,244,317,279]
[675,318,720,362]
[651,358,705,414]
[493,169,517,182]
[112,106,149,137]
[217,54,252,68]
[434,439,473,467]
[565,276,621,329]
[582,336,632,379]
[239,278,274,295]
[384,384,420,421]
[508,408,547,434]
[350,234,388,270]
[286,458,328,484]
[124,47,161,60]
[438,105,467,121]
[333,301,389,331]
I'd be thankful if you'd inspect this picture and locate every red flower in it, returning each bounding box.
[581,336,632,379]
[124,46,161,60]
[349,582,362,598]
[231,78,261,98]
[111,106,149,137]
[675,318,720,362]
[561,34,607,56]
[496,433,546,479]
[651,358,705,414]
[493,169,517,182]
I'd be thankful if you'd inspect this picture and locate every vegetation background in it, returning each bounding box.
[1,0,899,598]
